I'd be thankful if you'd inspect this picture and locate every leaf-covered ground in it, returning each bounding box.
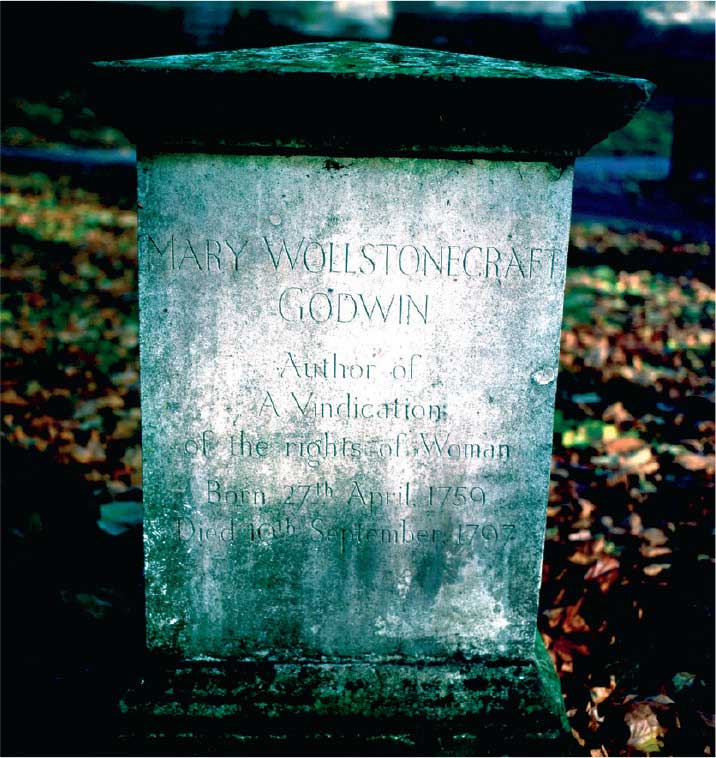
[1,170,713,756]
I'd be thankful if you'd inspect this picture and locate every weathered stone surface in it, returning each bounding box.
[92,41,654,159]
[138,153,571,664]
[91,40,654,753]
[119,634,569,755]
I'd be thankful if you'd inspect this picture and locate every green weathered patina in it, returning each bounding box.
[92,41,653,161]
[120,633,571,755]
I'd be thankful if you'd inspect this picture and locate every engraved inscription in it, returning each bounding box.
[138,154,573,658]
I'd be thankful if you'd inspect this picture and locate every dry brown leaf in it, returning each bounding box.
[622,446,659,474]
[98,393,124,409]
[585,556,620,580]
[625,702,664,752]
[111,369,139,386]
[75,394,124,418]
[629,513,644,535]
[603,401,633,424]
[553,637,591,661]
[605,436,645,455]
[0,388,28,406]
[644,563,671,576]
[675,453,714,472]
[606,471,629,488]
[543,608,563,629]
[70,429,107,464]
[563,598,590,633]
[578,498,598,519]
[571,728,586,748]
[640,545,672,558]
[9,424,48,451]
[121,445,143,487]
[110,415,141,441]
[569,550,596,566]
[642,528,669,546]
[680,437,705,449]
[106,479,130,496]
[588,701,606,731]
[584,555,619,592]
[591,676,617,705]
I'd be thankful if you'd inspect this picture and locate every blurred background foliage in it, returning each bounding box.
[1,2,714,756]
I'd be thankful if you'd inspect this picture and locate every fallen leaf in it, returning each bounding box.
[121,445,143,486]
[543,607,563,629]
[111,368,139,386]
[579,498,598,519]
[585,556,620,580]
[603,401,633,424]
[629,513,644,535]
[591,676,617,705]
[553,637,591,662]
[622,446,659,474]
[106,479,130,496]
[643,563,671,576]
[568,550,595,565]
[642,528,669,546]
[605,436,646,455]
[588,701,606,731]
[70,429,106,464]
[625,702,664,752]
[109,414,141,440]
[646,694,675,709]
[675,452,714,472]
[563,598,590,633]
[572,728,586,748]
[640,545,672,558]
[0,388,28,406]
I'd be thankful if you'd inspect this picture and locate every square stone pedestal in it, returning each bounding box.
[119,634,570,756]
[91,41,652,757]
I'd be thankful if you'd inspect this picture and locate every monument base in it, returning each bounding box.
[117,633,572,756]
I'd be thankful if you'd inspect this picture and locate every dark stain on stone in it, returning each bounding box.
[412,552,444,602]
[324,159,346,171]
[464,675,490,691]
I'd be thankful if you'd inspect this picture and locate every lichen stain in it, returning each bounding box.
[374,560,510,643]
[531,367,556,385]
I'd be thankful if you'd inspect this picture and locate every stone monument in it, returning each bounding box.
[92,42,652,754]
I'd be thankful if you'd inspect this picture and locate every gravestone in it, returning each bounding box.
[92,42,652,754]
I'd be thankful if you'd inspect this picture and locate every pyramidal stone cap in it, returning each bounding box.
[92,40,654,160]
